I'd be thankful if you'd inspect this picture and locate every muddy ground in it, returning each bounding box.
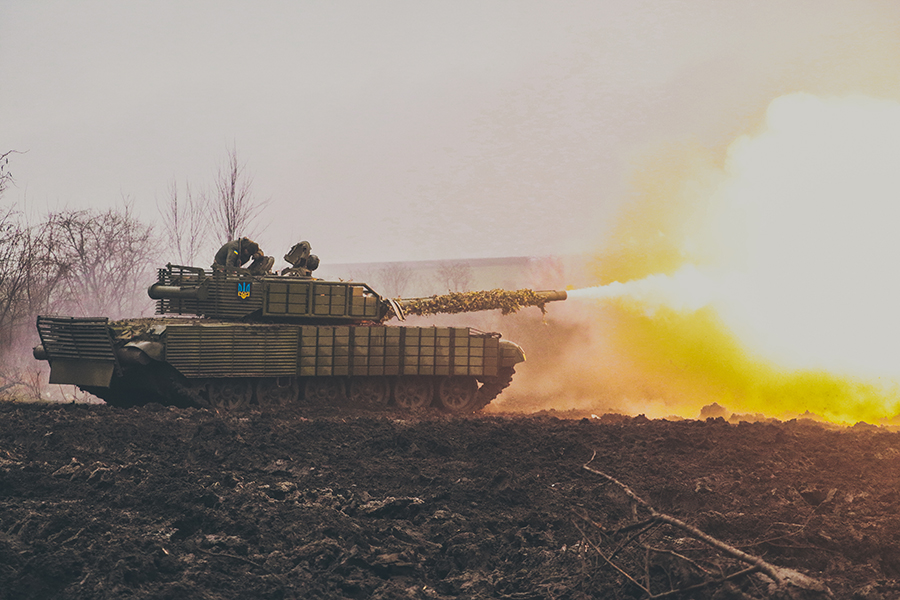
[2,401,900,599]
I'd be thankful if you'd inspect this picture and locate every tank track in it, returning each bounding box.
[83,366,517,413]
[82,364,208,409]
[473,367,516,412]
[79,386,138,408]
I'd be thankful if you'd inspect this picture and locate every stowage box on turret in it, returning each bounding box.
[33,260,566,412]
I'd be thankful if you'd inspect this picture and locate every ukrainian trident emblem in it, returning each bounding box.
[237,282,251,300]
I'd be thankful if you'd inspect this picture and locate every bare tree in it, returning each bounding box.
[159,178,206,265]
[0,209,35,349]
[0,208,71,393]
[44,201,158,319]
[375,262,415,298]
[433,261,473,292]
[0,147,64,356]
[0,155,25,350]
[206,146,267,244]
[0,209,39,394]
[0,156,162,396]
[21,217,67,317]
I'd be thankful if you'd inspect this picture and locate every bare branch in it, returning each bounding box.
[206,145,268,244]
[0,150,24,197]
[581,453,834,597]
[0,160,9,197]
[159,178,206,265]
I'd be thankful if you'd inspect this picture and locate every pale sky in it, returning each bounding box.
[3,0,900,264]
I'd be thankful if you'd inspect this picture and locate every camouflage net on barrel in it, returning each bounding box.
[399,289,553,317]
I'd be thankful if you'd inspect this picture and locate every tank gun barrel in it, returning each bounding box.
[395,288,567,319]
[532,290,568,303]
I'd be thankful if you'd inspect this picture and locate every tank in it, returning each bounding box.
[33,260,566,412]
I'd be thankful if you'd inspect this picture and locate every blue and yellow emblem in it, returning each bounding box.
[237,282,251,300]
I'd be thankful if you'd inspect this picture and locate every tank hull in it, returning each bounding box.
[35,316,524,412]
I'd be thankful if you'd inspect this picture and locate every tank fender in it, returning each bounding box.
[117,341,165,366]
[499,340,526,367]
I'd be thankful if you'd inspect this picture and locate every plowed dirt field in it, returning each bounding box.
[2,401,900,599]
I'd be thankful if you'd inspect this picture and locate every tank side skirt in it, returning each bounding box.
[157,321,511,409]
[164,323,299,378]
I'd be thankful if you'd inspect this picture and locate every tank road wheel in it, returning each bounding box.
[393,376,434,410]
[256,377,299,407]
[207,379,252,411]
[437,376,479,413]
[303,377,346,404]
[348,376,390,409]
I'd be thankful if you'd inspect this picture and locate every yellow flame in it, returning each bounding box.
[579,93,900,423]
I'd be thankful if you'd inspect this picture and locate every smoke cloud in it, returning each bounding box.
[498,93,900,424]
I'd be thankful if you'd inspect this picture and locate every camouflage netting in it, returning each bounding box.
[108,318,188,342]
[398,289,554,317]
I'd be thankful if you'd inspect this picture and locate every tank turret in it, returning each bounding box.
[147,264,565,324]
[35,260,566,413]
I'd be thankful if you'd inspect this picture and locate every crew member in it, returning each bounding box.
[212,237,274,275]
[281,240,320,277]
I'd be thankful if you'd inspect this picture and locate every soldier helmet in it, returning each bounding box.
[242,238,260,256]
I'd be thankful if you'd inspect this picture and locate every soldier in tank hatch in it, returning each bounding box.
[281,240,319,277]
[212,237,275,275]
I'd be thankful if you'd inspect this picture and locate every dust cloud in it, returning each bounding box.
[494,94,900,424]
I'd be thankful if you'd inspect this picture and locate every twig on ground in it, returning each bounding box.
[570,507,608,535]
[573,521,650,595]
[610,520,661,560]
[647,565,761,599]
[646,546,713,575]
